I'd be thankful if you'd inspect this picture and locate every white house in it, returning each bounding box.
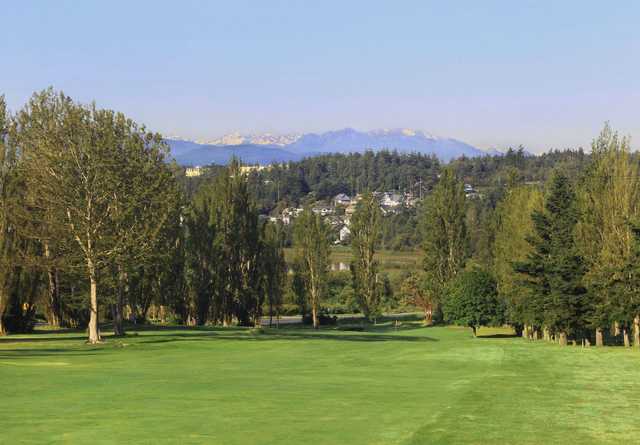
[339,225,351,243]
[185,166,202,177]
[333,193,351,206]
[381,192,402,207]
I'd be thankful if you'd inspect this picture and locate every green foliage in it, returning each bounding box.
[421,167,468,295]
[293,208,331,328]
[493,185,544,329]
[443,268,504,335]
[350,192,383,321]
[575,124,639,330]
[516,171,587,337]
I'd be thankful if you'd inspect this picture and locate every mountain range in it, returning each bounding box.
[167,128,494,166]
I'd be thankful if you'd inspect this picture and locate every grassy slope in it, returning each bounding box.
[1,323,639,444]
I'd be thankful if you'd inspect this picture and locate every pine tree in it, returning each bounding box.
[517,172,586,345]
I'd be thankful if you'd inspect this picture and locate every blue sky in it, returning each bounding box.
[2,1,639,152]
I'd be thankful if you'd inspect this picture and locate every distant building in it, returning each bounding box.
[281,207,304,225]
[312,206,334,217]
[464,184,481,199]
[333,193,351,206]
[381,192,402,207]
[239,164,269,175]
[185,166,202,177]
[339,225,351,243]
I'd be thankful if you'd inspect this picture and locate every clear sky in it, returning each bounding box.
[2,1,639,152]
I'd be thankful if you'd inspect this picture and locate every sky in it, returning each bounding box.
[2,1,639,152]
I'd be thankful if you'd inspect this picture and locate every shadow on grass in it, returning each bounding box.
[135,330,438,345]
[0,348,103,359]
[0,335,89,344]
[0,323,438,353]
[477,333,519,339]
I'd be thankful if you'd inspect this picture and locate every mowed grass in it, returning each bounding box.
[284,246,422,270]
[1,321,639,444]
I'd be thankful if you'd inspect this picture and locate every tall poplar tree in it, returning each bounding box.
[576,124,639,346]
[350,192,383,321]
[421,167,467,301]
[0,95,17,335]
[294,208,330,329]
[493,185,544,336]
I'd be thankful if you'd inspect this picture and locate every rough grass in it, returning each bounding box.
[1,321,639,444]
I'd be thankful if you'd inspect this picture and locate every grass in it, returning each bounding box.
[284,246,422,270]
[1,320,639,444]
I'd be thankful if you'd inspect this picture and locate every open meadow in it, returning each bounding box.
[1,319,639,445]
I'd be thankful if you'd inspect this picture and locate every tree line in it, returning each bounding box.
[415,124,640,347]
[0,90,391,341]
[3,89,639,348]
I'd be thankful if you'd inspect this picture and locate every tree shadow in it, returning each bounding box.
[477,333,519,339]
[0,335,90,344]
[0,323,438,353]
[135,329,438,345]
[0,348,103,359]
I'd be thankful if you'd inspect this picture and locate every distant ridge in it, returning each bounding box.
[166,128,491,166]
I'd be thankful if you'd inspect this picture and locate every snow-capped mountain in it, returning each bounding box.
[166,128,491,166]
[286,128,483,161]
[202,132,301,147]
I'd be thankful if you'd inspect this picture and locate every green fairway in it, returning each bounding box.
[1,322,638,444]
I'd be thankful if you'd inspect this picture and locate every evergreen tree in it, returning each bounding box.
[517,172,586,345]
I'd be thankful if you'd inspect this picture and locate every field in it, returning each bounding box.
[284,247,421,279]
[1,320,639,444]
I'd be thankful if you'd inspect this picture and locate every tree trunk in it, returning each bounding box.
[634,315,640,349]
[312,304,319,329]
[614,321,621,337]
[558,331,567,346]
[623,328,630,348]
[532,328,539,341]
[113,266,125,336]
[0,290,7,336]
[543,327,550,341]
[44,243,62,328]
[522,325,529,339]
[269,305,273,328]
[87,270,101,344]
[423,307,431,326]
[595,328,604,347]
